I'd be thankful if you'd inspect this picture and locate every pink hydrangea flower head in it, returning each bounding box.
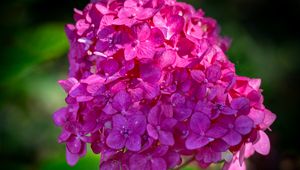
[53,0,276,169]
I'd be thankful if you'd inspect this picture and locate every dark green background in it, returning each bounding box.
[1,0,299,169]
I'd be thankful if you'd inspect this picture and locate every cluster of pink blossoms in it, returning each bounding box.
[53,0,276,169]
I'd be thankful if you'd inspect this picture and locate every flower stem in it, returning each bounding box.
[175,156,195,170]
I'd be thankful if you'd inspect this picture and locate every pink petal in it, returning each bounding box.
[157,50,176,68]
[136,8,157,20]
[166,15,184,39]
[260,109,276,130]
[136,41,156,59]
[253,130,270,155]
[132,22,151,41]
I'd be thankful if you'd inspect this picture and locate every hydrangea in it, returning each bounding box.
[53,0,276,169]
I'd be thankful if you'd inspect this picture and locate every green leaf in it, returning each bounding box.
[1,23,69,85]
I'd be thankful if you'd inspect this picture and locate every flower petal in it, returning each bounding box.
[253,130,270,155]
[235,115,253,135]
[106,130,126,149]
[112,90,132,111]
[206,64,221,83]
[189,112,210,133]
[53,107,67,126]
[159,130,175,146]
[128,114,146,135]
[126,134,141,151]
[222,130,242,146]
[67,137,82,154]
[151,158,167,170]
[185,133,210,150]
[147,124,159,139]
[66,147,79,166]
[140,63,162,83]
[132,22,151,41]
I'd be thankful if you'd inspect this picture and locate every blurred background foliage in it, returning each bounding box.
[1,0,300,169]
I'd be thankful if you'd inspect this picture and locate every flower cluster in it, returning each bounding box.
[53,0,276,169]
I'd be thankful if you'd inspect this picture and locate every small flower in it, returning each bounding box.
[106,114,146,151]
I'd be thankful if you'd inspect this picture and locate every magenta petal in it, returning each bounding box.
[67,137,82,154]
[126,134,141,151]
[100,160,122,170]
[151,158,167,170]
[112,90,131,111]
[235,115,253,135]
[190,70,205,83]
[58,78,78,93]
[128,114,146,135]
[66,147,79,166]
[161,118,177,131]
[231,97,250,115]
[177,37,195,57]
[53,107,67,126]
[222,130,242,146]
[185,133,210,150]
[129,154,149,170]
[103,59,120,75]
[159,130,175,146]
[147,124,159,139]
[253,130,270,155]
[206,124,228,138]
[190,112,210,133]
[210,139,229,152]
[140,64,162,82]
[222,106,237,115]
[165,152,181,168]
[174,107,192,121]
[148,105,160,125]
[136,41,156,59]
[136,8,157,20]
[206,64,221,83]
[132,22,151,41]
[124,44,137,60]
[142,82,160,99]
[149,28,165,47]
[158,50,176,68]
[106,130,126,149]
[167,15,184,38]
[112,114,128,130]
